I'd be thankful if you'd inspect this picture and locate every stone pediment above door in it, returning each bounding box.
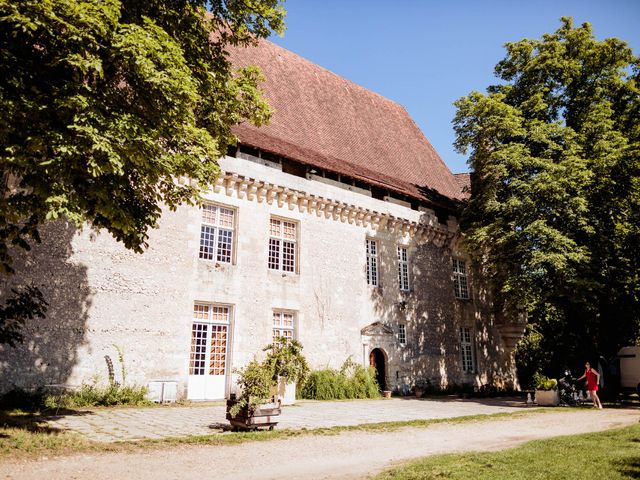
[361,321,394,336]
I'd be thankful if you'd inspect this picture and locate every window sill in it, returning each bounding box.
[267,269,299,278]
[199,259,234,269]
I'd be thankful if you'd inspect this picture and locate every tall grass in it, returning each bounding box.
[299,358,380,400]
[44,383,150,409]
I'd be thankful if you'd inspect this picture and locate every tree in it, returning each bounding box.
[453,17,640,385]
[0,0,285,342]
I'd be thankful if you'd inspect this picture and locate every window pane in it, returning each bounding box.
[268,238,281,269]
[217,229,233,263]
[193,304,209,320]
[400,264,409,290]
[201,204,217,224]
[369,257,378,286]
[282,241,295,272]
[283,221,296,240]
[209,324,228,376]
[218,208,234,228]
[189,323,208,375]
[270,218,281,237]
[273,311,295,343]
[199,225,216,260]
[210,306,229,323]
[367,240,378,286]
[460,327,474,372]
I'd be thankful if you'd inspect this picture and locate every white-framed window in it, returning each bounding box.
[199,204,235,263]
[189,304,230,376]
[273,310,295,343]
[397,246,410,291]
[460,327,475,373]
[268,218,297,272]
[453,258,469,299]
[398,324,407,345]
[366,239,378,286]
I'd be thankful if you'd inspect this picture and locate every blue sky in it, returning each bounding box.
[269,1,640,173]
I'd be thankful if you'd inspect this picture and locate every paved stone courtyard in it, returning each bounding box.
[46,397,529,442]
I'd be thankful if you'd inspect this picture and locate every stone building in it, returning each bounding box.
[0,39,523,399]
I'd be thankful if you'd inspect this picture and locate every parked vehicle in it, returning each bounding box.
[617,346,640,396]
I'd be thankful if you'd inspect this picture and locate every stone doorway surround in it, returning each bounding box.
[361,321,395,391]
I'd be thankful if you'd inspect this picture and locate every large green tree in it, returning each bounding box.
[0,0,285,343]
[453,18,640,385]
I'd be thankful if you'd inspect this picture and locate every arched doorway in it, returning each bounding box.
[369,348,387,391]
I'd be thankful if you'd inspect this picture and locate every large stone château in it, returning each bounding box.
[0,39,524,399]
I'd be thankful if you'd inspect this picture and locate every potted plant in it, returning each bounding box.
[226,360,281,431]
[226,339,309,430]
[413,378,430,398]
[263,338,309,406]
[534,374,560,406]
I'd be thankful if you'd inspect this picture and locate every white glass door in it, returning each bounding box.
[187,305,230,400]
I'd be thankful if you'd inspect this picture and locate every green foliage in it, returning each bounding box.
[112,344,126,385]
[299,358,380,400]
[0,285,47,346]
[231,340,310,416]
[454,17,640,376]
[263,338,310,385]
[44,382,149,408]
[533,374,557,391]
[375,423,640,480]
[47,345,148,408]
[0,0,285,267]
[229,359,274,416]
[0,0,285,343]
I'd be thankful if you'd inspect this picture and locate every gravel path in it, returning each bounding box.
[2,408,638,480]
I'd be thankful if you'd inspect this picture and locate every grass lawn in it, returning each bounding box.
[375,422,640,480]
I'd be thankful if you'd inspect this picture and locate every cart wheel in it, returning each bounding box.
[269,425,274,431]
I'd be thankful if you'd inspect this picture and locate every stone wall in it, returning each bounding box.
[0,155,518,397]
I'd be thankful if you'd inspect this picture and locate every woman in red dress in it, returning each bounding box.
[577,361,603,409]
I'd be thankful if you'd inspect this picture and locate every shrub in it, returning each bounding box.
[230,340,310,416]
[44,383,150,409]
[263,338,310,385]
[44,345,150,408]
[299,357,380,400]
[534,373,558,391]
[229,360,274,416]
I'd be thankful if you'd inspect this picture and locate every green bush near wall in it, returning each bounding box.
[44,383,150,408]
[299,358,380,400]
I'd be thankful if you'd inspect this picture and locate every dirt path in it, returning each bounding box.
[1,409,638,480]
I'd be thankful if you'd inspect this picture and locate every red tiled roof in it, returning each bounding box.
[228,39,463,203]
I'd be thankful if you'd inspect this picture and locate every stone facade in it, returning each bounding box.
[0,153,519,397]
[0,38,524,397]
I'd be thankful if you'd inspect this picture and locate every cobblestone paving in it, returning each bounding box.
[46,397,529,442]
